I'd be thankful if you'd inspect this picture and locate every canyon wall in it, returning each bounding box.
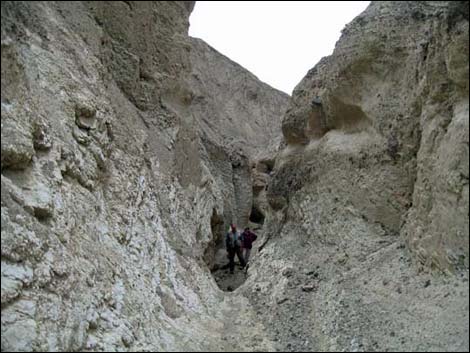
[1,1,468,352]
[246,1,469,351]
[1,1,287,351]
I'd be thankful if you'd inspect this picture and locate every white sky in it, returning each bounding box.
[189,1,370,95]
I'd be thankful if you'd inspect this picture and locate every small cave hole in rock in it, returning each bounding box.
[249,205,265,225]
[206,209,248,292]
[257,159,275,175]
[264,159,275,174]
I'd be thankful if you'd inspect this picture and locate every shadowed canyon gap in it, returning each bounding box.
[1,1,469,352]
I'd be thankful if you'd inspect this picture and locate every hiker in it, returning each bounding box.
[241,227,258,264]
[226,224,246,274]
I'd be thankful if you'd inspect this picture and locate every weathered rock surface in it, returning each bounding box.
[189,37,288,158]
[246,1,469,351]
[2,1,468,352]
[1,1,286,351]
[188,37,289,268]
[276,0,469,274]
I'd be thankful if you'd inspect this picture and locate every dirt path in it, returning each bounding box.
[211,257,248,292]
[217,293,276,352]
[205,228,275,351]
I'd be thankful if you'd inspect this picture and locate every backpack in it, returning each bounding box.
[226,231,241,248]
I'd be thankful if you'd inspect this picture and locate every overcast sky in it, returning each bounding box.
[189,1,370,95]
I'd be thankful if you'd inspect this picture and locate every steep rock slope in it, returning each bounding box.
[189,37,288,158]
[245,1,469,351]
[2,1,468,352]
[188,37,289,267]
[1,1,287,351]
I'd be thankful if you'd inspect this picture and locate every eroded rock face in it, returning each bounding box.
[247,1,469,351]
[188,37,289,266]
[278,0,469,273]
[189,38,288,158]
[1,1,287,351]
[2,1,468,352]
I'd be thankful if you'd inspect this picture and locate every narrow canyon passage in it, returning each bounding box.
[204,156,271,292]
[1,2,468,352]
[208,211,265,292]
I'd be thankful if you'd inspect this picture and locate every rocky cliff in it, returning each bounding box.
[1,1,468,352]
[1,1,287,351]
[246,1,469,351]
[188,37,289,268]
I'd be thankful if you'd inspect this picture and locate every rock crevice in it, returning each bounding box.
[1,1,468,352]
[1,1,287,351]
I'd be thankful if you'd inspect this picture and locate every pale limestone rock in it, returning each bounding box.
[1,1,467,352]
[1,1,286,351]
[1,263,33,304]
[249,1,469,351]
[1,319,37,352]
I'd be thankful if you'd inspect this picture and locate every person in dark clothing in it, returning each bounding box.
[241,227,258,264]
[226,224,246,274]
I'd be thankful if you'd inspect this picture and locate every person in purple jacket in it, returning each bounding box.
[241,227,258,264]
